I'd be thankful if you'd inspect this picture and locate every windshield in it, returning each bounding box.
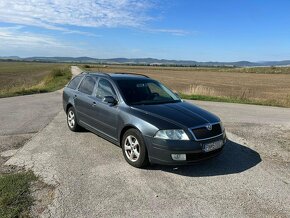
[116,79,181,105]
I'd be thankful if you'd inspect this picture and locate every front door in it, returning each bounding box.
[91,78,119,140]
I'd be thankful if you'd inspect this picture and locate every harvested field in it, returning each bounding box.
[0,62,70,97]
[83,65,290,107]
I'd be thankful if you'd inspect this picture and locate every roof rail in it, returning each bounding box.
[81,71,149,78]
[81,71,111,77]
[113,72,149,78]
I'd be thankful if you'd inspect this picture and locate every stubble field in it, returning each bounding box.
[83,65,290,107]
[0,62,71,97]
[1,62,289,107]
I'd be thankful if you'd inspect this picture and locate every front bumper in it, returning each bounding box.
[144,132,227,165]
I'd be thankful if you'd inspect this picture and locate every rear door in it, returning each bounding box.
[74,76,97,126]
[63,76,83,111]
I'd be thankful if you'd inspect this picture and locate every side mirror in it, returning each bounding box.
[103,96,117,105]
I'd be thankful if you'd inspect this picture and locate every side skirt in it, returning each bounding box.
[79,120,120,147]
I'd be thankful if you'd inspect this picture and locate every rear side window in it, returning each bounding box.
[67,76,82,89]
[96,79,117,99]
[78,76,96,95]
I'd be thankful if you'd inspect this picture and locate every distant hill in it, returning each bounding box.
[1,56,290,67]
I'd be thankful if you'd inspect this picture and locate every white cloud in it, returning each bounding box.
[0,26,87,56]
[62,29,102,37]
[0,0,190,37]
[0,0,191,57]
[144,28,191,36]
[0,26,64,47]
[0,0,152,29]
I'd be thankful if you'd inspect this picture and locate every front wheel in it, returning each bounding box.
[67,107,81,132]
[122,129,149,168]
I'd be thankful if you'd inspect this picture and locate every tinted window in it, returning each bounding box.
[68,76,82,89]
[116,79,180,105]
[78,76,95,95]
[96,79,117,99]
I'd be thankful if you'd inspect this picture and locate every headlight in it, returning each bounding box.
[154,129,189,140]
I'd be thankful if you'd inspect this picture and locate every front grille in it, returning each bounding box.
[191,123,222,140]
[186,147,223,161]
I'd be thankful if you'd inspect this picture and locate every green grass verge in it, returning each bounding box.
[0,67,72,98]
[0,171,37,218]
[180,93,287,107]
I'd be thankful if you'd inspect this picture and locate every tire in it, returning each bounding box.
[122,129,149,168]
[67,107,81,132]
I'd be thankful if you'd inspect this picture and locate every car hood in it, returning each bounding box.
[131,101,220,129]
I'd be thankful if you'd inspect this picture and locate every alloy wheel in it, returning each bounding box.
[124,135,140,162]
[67,110,75,129]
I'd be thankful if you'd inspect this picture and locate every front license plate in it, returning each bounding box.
[203,140,223,152]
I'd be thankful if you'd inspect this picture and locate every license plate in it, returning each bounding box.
[203,140,223,152]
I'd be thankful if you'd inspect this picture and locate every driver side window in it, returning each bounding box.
[148,83,171,99]
[96,79,117,100]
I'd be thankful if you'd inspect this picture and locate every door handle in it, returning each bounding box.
[92,102,97,107]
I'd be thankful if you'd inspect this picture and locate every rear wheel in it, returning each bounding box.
[122,129,149,168]
[67,107,81,132]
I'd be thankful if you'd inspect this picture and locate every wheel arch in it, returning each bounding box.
[119,125,140,146]
[66,103,73,114]
[120,124,150,168]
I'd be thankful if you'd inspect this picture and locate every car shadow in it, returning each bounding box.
[147,140,261,177]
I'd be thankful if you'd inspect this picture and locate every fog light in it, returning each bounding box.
[171,154,186,161]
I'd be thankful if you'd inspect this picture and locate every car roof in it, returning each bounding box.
[80,71,150,80]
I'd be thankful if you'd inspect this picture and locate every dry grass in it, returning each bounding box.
[0,62,71,97]
[0,171,37,217]
[82,64,290,107]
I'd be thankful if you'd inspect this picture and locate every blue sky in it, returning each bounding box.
[0,0,290,61]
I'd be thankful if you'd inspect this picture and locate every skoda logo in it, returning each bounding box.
[206,124,212,131]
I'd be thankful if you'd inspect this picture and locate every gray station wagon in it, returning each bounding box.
[63,72,227,168]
